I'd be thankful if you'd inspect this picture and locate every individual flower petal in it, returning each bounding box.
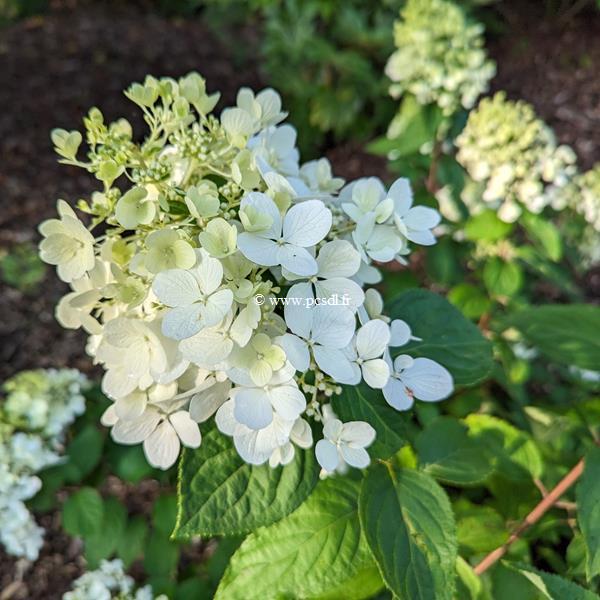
[237,233,280,267]
[401,357,453,402]
[153,270,200,307]
[311,305,356,349]
[277,334,310,372]
[313,347,360,384]
[316,240,361,279]
[278,244,318,276]
[340,445,370,469]
[269,384,306,421]
[361,358,390,389]
[143,420,180,470]
[234,388,273,430]
[111,409,161,444]
[169,410,201,448]
[282,200,332,247]
[383,378,414,411]
[356,320,391,360]
[315,439,339,472]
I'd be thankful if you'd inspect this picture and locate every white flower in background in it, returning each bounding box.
[279,303,355,373]
[317,319,391,388]
[237,193,332,276]
[383,355,453,411]
[283,240,364,309]
[152,249,234,340]
[38,200,95,282]
[63,559,164,600]
[315,405,375,477]
[385,0,495,114]
[1,369,88,561]
[39,74,455,474]
[247,124,300,176]
[456,92,577,222]
[300,158,344,194]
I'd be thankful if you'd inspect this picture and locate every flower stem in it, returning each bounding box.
[473,457,585,576]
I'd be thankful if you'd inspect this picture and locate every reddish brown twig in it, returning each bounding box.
[473,457,585,576]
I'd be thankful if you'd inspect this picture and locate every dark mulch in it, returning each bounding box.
[489,2,600,170]
[0,0,599,597]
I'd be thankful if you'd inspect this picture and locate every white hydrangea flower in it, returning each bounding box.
[40,74,455,474]
[283,240,364,310]
[247,124,300,177]
[39,200,95,282]
[317,319,391,388]
[383,354,453,410]
[300,158,344,194]
[152,249,234,340]
[315,405,375,477]
[102,401,201,470]
[237,193,332,276]
[235,87,287,131]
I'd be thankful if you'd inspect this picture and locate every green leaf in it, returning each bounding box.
[359,465,457,600]
[332,385,408,460]
[464,210,514,242]
[84,497,127,568]
[508,305,600,370]
[448,283,492,320]
[153,494,178,536]
[503,562,600,599]
[215,478,375,600]
[483,258,523,297]
[64,424,104,483]
[522,211,563,261]
[174,428,318,538]
[314,564,384,600]
[415,417,492,486]
[456,503,508,554]
[577,447,600,581]
[465,414,543,481]
[117,516,148,568]
[144,531,180,578]
[387,289,493,385]
[455,557,483,600]
[62,487,104,538]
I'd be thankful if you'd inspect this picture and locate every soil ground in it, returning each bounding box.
[0,0,598,597]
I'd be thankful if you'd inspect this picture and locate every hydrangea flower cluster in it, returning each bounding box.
[554,164,600,265]
[385,0,496,115]
[63,559,164,600]
[0,369,88,560]
[39,73,453,477]
[455,92,577,222]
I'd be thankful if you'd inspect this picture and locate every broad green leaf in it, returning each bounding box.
[117,516,148,568]
[577,447,600,581]
[416,417,492,486]
[84,496,127,568]
[387,289,493,385]
[153,494,178,536]
[359,465,457,600]
[332,385,408,460]
[483,258,523,297]
[456,503,509,554]
[62,487,104,538]
[464,210,514,242]
[215,478,375,600]
[426,237,464,286]
[465,414,543,481]
[144,531,180,578]
[509,305,600,370]
[521,212,562,262]
[448,283,492,320]
[64,424,104,483]
[314,564,384,600]
[504,562,599,599]
[174,428,318,538]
